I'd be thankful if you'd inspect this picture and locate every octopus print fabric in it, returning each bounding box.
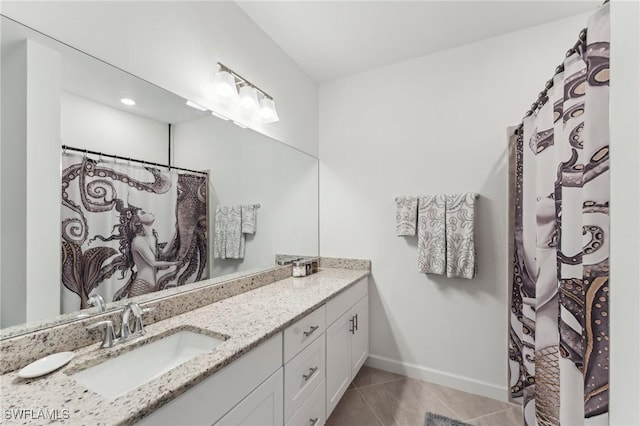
[508,4,610,425]
[60,154,208,312]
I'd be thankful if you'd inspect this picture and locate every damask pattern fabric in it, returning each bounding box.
[60,155,208,312]
[508,5,610,425]
[213,205,245,259]
[395,196,419,236]
[417,195,446,275]
[241,204,257,234]
[445,193,477,279]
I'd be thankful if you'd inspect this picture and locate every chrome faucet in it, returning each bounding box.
[87,302,154,348]
[120,302,152,340]
[87,320,117,348]
[87,294,106,312]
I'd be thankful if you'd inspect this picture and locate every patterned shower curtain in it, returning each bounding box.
[509,4,609,426]
[60,153,208,313]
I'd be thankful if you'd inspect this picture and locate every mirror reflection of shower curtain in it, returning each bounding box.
[60,153,208,313]
[509,4,610,426]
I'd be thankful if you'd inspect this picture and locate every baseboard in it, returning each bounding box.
[365,354,509,402]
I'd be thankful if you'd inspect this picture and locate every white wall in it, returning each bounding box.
[609,1,640,424]
[1,38,61,327]
[0,1,319,157]
[319,13,592,400]
[173,115,318,278]
[61,92,169,163]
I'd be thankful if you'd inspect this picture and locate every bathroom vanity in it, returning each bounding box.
[0,260,370,425]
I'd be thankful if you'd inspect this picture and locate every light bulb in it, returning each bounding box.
[259,97,279,123]
[238,86,259,111]
[212,70,238,99]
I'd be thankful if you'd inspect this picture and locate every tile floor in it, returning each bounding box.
[326,366,523,426]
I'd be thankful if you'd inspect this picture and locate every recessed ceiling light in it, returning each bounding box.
[120,98,136,106]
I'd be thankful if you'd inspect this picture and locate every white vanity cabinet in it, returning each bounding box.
[136,276,369,426]
[214,368,284,426]
[283,306,326,425]
[325,277,369,417]
[137,334,283,426]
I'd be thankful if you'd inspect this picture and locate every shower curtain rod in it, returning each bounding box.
[515,0,609,135]
[61,145,208,176]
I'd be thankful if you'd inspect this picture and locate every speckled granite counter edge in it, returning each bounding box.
[0,265,292,374]
[0,257,367,374]
[320,256,371,270]
[0,267,371,426]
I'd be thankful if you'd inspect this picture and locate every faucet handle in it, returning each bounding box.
[87,320,117,348]
[133,306,155,335]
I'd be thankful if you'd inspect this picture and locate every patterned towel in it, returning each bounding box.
[213,205,245,259]
[445,193,477,279]
[241,204,257,234]
[395,196,418,236]
[417,195,446,274]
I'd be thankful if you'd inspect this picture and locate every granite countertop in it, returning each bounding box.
[0,267,369,425]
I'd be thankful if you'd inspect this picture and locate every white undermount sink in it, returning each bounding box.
[72,329,226,400]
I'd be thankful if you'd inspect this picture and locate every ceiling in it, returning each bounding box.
[236,1,600,82]
[2,16,208,125]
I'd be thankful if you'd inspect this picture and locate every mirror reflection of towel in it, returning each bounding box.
[214,205,245,259]
[241,205,257,234]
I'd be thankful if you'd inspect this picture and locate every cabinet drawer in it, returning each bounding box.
[286,379,325,426]
[284,333,326,421]
[326,277,367,326]
[284,305,326,362]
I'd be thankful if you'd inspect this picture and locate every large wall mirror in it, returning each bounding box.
[0,16,319,336]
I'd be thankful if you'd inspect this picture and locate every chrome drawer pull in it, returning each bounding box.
[354,313,359,331]
[303,325,319,337]
[309,417,319,426]
[302,366,319,381]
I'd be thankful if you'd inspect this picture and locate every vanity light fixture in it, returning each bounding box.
[212,69,238,99]
[120,98,136,106]
[186,100,208,111]
[238,86,259,111]
[259,97,279,123]
[212,62,279,124]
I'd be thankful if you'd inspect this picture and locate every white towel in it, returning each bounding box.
[213,205,245,259]
[241,204,257,234]
[445,193,477,279]
[395,196,418,236]
[417,195,446,274]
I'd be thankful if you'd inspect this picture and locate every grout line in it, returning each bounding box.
[416,380,462,421]
[353,377,406,389]
[356,387,386,426]
[465,407,515,423]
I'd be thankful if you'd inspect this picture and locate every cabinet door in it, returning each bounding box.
[214,368,284,426]
[325,310,353,417]
[351,295,369,375]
